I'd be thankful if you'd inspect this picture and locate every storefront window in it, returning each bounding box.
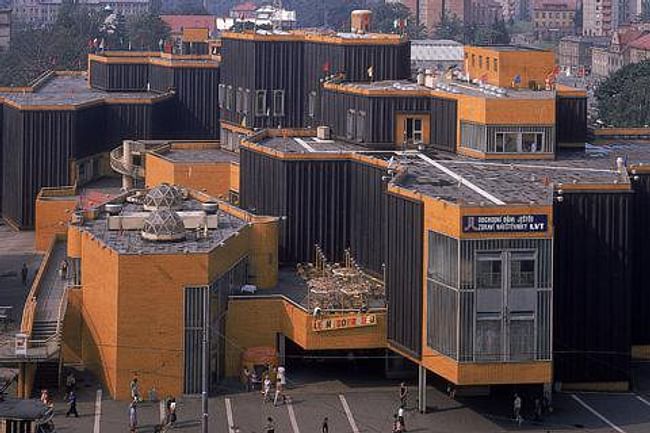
[476,312,502,362]
[476,253,502,289]
[510,252,536,288]
[495,131,543,153]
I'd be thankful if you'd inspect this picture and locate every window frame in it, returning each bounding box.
[346,109,356,140]
[254,90,267,117]
[272,90,285,117]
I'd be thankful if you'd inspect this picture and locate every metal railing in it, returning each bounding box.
[109,145,146,179]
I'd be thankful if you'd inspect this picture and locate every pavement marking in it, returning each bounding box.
[338,394,360,433]
[93,389,102,433]
[286,397,301,433]
[571,394,626,433]
[636,394,650,408]
[225,397,235,433]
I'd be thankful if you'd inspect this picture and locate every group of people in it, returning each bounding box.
[243,364,288,407]
[128,376,178,432]
[513,392,552,426]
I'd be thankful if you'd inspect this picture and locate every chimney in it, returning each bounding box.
[351,10,372,34]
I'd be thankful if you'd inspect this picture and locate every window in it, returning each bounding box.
[243,89,250,115]
[478,55,483,68]
[510,252,536,288]
[255,90,267,117]
[495,132,517,152]
[218,84,225,109]
[355,111,366,142]
[235,88,242,113]
[225,85,233,111]
[521,133,543,152]
[346,109,356,139]
[273,90,285,116]
[308,91,317,118]
[493,58,498,72]
[476,312,502,362]
[509,311,535,361]
[476,253,502,289]
[486,56,490,71]
[471,54,476,67]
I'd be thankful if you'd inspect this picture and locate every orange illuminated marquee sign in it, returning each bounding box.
[312,314,377,332]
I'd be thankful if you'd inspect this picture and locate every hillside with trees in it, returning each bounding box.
[0,3,169,86]
[596,61,650,127]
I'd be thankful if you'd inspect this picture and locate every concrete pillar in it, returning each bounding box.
[278,333,286,366]
[418,365,427,414]
[122,141,134,190]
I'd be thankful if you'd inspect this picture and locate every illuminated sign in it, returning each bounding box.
[462,214,548,233]
[312,314,377,332]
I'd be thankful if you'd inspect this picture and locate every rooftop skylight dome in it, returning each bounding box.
[143,183,183,211]
[141,209,186,242]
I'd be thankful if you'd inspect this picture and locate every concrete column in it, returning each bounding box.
[278,333,286,366]
[122,141,134,190]
[418,365,427,414]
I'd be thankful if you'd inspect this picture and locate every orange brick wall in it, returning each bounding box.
[465,47,556,88]
[225,298,387,377]
[146,154,236,200]
[79,232,120,397]
[35,197,77,252]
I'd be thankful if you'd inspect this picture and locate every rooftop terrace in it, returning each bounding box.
[0,75,171,109]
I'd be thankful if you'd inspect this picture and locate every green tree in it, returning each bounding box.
[596,61,650,127]
[370,2,427,38]
[127,13,171,51]
[435,11,464,42]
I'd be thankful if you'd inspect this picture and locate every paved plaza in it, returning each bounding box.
[48,365,650,433]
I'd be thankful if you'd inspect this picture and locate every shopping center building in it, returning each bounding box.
[7,14,650,400]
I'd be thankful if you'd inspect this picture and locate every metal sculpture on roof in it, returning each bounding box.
[143,183,183,211]
[141,209,186,241]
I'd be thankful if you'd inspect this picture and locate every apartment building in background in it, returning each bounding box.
[395,0,503,33]
[11,0,150,27]
[0,4,10,51]
[533,0,578,39]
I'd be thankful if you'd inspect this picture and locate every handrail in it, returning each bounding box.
[228,294,387,314]
[20,237,59,334]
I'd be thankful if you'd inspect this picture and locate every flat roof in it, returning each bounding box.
[394,143,648,205]
[468,44,550,52]
[325,80,557,100]
[155,148,239,164]
[81,197,247,255]
[255,136,366,154]
[251,133,648,205]
[0,75,171,109]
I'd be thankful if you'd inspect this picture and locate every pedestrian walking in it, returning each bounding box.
[65,372,76,395]
[534,397,542,421]
[392,414,401,433]
[277,365,286,388]
[398,405,406,432]
[130,376,140,401]
[265,416,275,433]
[40,389,49,406]
[513,393,523,426]
[243,366,252,392]
[66,390,79,417]
[129,400,138,433]
[273,378,286,406]
[446,383,456,399]
[169,397,177,426]
[321,417,329,433]
[262,375,272,403]
[21,263,28,286]
[399,382,408,408]
[59,259,68,280]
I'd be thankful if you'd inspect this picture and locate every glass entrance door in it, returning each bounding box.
[474,250,537,362]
